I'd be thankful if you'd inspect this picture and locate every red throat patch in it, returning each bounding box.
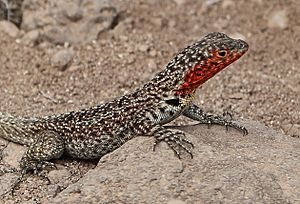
[175,51,243,96]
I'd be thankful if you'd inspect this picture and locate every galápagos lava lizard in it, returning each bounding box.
[0,32,248,177]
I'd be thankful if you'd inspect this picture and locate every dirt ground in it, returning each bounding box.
[0,0,299,203]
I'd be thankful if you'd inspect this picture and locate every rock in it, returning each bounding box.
[44,26,74,45]
[138,44,150,52]
[50,120,300,203]
[51,49,75,71]
[21,0,119,44]
[2,142,25,169]
[0,20,19,37]
[21,29,40,45]
[268,10,288,29]
[65,5,83,22]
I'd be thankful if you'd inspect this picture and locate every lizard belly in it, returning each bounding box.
[64,134,127,159]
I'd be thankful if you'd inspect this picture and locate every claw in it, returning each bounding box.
[152,140,158,151]
[153,128,194,159]
[242,127,248,135]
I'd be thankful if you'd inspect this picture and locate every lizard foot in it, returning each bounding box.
[212,118,248,135]
[6,160,56,196]
[153,128,194,159]
[183,104,248,135]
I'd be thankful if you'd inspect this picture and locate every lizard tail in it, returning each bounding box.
[0,112,42,145]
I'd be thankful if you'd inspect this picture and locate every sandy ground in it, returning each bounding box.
[0,0,299,203]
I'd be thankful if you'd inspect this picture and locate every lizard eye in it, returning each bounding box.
[217,50,227,57]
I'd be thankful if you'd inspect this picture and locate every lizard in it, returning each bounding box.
[0,32,248,175]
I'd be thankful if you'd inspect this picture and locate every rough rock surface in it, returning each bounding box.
[49,120,300,204]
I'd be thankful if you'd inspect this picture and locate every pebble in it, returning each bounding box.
[0,20,19,37]
[2,143,25,168]
[268,10,288,29]
[64,3,83,22]
[51,49,75,71]
[138,44,150,52]
[44,26,72,45]
[149,49,157,57]
[21,29,40,45]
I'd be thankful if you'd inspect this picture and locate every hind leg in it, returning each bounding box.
[20,130,65,173]
[4,131,65,195]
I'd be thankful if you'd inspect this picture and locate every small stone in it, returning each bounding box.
[51,49,75,71]
[138,44,150,52]
[2,143,25,168]
[44,26,73,45]
[149,49,157,57]
[22,29,40,45]
[64,4,83,22]
[0,20,19,37]
[268,10,288,29]
[168,19,176,28]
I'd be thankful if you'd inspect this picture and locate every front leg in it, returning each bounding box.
[152,126,194,159]
[183,104,248,135]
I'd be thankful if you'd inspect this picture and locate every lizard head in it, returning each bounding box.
[171,32,248,96]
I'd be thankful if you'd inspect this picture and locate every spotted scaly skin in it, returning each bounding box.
[0,32,248,173]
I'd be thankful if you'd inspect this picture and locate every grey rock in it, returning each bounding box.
[21,29,40,45]
[51,49,74,71]
[2,142,25,169]
[268,10,288,29]
[138,44,150,52]
[0,20,19,37]
[44,26,74,45]
[50,120,300,203]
